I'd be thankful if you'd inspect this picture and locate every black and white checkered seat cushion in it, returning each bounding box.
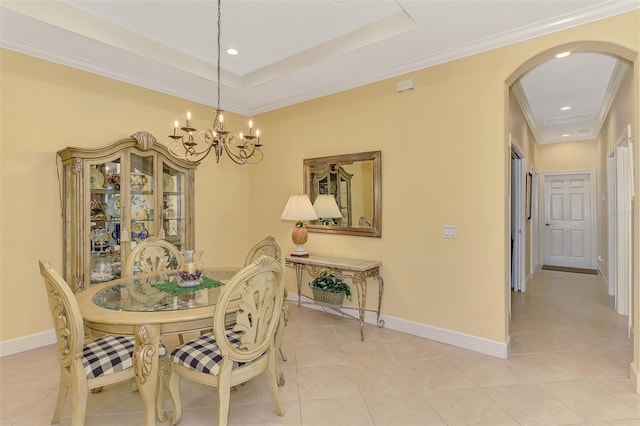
[82,335,167,379]
[170,329,248,375]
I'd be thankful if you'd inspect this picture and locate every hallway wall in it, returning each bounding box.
[596,64,635,289]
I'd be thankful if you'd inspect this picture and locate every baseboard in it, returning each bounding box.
[631,362,640,393]
[0,330,56,357]
[287,293,508,359]
[4,297,510,360]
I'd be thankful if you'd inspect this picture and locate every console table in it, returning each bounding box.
[285,255,384,340]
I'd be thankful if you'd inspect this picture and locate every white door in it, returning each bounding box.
[543,173,593,269]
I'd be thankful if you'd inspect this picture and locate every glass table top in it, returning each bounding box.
[92,269,237,312]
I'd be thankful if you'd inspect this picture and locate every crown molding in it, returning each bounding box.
[2,1,638,116]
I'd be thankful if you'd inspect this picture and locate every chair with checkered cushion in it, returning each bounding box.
[167,255,285,426]
[38,259,166,425]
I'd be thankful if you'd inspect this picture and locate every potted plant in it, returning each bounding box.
[309,271,352,307]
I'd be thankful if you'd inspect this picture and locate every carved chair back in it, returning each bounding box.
[244,236,282,268]
[215,255,285,364]
[39,260,85,368]
[124,237,180,276]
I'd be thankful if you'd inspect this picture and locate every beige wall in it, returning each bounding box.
[595,62,635,303]
[2,11,639,363]
[0,50,253,342]
[536,139,600,172]
[254,53,509,340]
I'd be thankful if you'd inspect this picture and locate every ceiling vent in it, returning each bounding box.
[544,112,594,126]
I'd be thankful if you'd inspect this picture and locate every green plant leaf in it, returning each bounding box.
[309,271,351,301]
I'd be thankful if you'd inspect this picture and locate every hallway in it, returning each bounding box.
[1,270,639,425]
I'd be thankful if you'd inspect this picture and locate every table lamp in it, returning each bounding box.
[313,194,342,225]
[280,194,318,257]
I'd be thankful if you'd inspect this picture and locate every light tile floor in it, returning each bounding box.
[2,270,639,425]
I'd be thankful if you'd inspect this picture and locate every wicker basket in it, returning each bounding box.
[312,287,346,308]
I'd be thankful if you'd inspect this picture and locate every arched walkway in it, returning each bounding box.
[505,41,639,391]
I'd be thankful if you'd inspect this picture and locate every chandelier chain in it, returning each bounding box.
[217,0,221,110]
[167,0,264,165]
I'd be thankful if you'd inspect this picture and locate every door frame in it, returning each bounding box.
[540,170,596,270]
[607,154,616,296]
[608,124,633,319]
[510,136,526,292]
[529,166,539,278]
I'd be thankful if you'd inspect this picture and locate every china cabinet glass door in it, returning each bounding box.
[129,153,156,243]
[161,161,187,250]
[88,157,122,284]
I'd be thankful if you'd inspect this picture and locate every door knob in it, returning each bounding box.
[545,223,550,227]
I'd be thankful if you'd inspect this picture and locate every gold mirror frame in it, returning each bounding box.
[304,151,381,237]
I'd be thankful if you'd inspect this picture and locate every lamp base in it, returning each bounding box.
[290,252,309,258]
[291,243,309,257]
[291,230,310,257]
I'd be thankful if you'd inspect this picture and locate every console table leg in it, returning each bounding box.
[294,264,304,306]
[376,274,385,328]
[353,273,367,341]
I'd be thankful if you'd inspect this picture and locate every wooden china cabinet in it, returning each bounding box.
[57,131,197,292]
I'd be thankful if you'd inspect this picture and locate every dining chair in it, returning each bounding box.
[244,236,289,372]
[39,260,170,424]
[167,255,286,426]
[39,259,167,425]
[124,236,180,276]
[123,237,192,343]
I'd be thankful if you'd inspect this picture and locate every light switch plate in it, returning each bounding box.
[443,225,457,239]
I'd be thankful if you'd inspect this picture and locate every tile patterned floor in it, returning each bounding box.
[2,270,639,425]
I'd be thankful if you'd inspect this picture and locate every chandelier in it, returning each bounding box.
[168,0,263,165]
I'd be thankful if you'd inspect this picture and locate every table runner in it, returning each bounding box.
[152,276,223,296]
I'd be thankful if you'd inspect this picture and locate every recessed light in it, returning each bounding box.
[226,48,239,56]
[562,134,571,137]
[560,106,572,111]
[555,51,571,59]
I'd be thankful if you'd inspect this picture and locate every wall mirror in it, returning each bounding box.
[304,151,381,237]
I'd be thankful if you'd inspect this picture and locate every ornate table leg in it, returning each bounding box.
[352,272,367,341]
[134,324,160,426]
[376,273,385,328]
[156,354,170,421]
[293,263,304,306]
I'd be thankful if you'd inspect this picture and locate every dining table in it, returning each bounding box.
[75,267,240,426]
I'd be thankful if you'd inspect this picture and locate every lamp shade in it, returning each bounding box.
[313,194,342,218]
[280,194,318,221]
